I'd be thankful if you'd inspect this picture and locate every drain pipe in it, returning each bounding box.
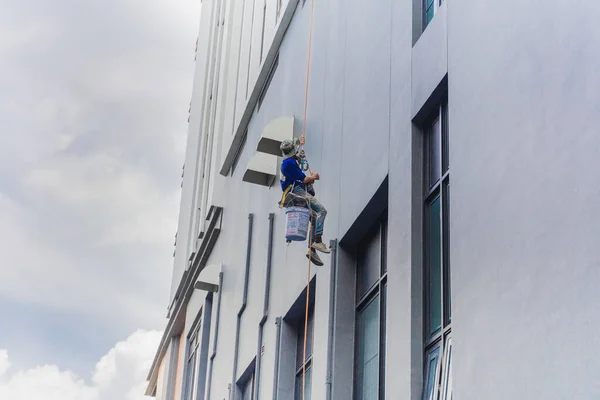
[272,317,282,400]
[231,214,254,400]
[254,213,275,399]
[325,239,339,400]
[206,272,223,400]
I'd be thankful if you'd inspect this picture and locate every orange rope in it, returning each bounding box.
[301,0,316,141]
[301,1,316,400]
[302,220,313,400]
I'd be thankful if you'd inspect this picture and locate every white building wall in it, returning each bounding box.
[171,0,217,299]
[152,0,600,399]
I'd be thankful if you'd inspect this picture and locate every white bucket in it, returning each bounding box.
[285,207,311,242]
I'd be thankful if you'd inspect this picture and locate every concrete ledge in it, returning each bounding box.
[257,116,295,156]
[242,152,278,187]
[198,263,222,292]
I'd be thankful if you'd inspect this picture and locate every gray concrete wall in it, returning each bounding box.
[449,0,600,398]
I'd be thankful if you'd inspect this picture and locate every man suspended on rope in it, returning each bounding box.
[279,136,329,266]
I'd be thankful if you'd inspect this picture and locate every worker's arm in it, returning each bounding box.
[282,159,307,183]
[282,158,319,185]
[303,173,320,184]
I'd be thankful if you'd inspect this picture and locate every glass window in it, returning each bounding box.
[184,324,200,400]
[424,0,444,29]
[442,106,449,174]
[425,2,435,26]
[425,197,442,340]
[381,221,388,274]
[442,182,451,326]
[441,337,453,400]
[241,373,255,400]
[296,308,315,370]
[422,345,441,400]
[295,306,314,400]
[422,103,451,400]
[427,117,442,189]
[357,225,382,299]
[356,296,380,400]
[295,363,312,400]
[379,283,387,398]
[354,217,387,400]
[184,354,196,400]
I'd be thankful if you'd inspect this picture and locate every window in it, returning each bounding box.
[294,306,314,400]
[424,0,444,29]
[422,103,452,400]
[166,335,185,400]
[183,321,201,400]
[237,357,257,400]
[354,217,387,400]
[282,280,316,400]
[240,372,255,400]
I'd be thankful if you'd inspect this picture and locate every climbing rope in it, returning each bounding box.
[301,0,316,399]
[302,220,313,400]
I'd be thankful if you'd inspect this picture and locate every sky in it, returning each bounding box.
[0,1,201,399]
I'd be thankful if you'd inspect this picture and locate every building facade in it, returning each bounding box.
[146,0,600,399]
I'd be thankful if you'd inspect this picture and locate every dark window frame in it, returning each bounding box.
[422,102,452,400]
[237,359,257,400]
[241,371,255,400]
[353,215,388,400]
[183,316,202,400]
[294,304,315,400]
[423,0,444,30]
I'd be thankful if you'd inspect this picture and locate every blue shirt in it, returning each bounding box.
[280,157,306,191]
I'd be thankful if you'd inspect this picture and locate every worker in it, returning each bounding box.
[279,136,329,266]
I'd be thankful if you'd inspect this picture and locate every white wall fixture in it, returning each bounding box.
[194,281,219,293]
[256,116,295,156]
[194,263,222,293]
[242,152,278,187]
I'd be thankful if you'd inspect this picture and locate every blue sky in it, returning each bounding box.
[0,0,201,398]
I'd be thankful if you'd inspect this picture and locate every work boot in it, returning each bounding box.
[311,241,330,254]
[306,249,324,266]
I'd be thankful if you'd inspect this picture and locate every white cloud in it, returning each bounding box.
[0,330,162,400]
[0,350,10,377]
[0,0,201,373]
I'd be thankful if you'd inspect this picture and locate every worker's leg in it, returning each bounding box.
[308,197,327,241]
[292,187,323,238]
[291,186,325,265]
[290,186,328,251]
[305,194,330,254]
